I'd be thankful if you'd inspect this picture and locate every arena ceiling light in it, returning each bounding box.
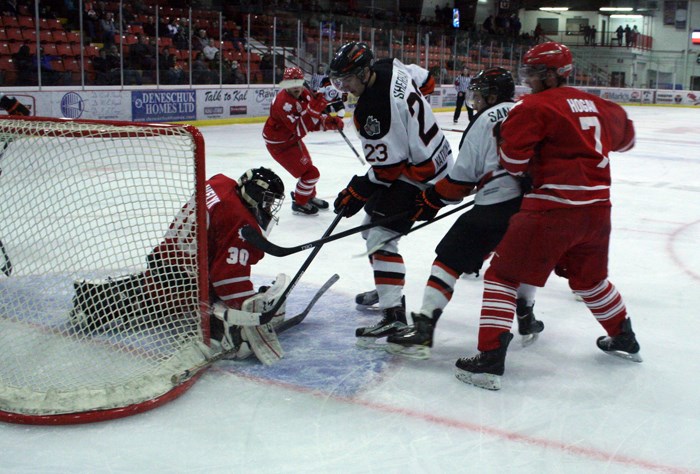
[600,7,634,11]
[539,7,569,11]
[610,14,643,18]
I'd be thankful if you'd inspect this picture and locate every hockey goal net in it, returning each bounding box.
[0,117,209,424]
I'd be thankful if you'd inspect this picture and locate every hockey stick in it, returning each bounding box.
[241,209,412,257]
[441,127,465,134]
[275,273,339,332]
[258,209,345,324]
[0,239,12,276]
[355,199,476,258]
[171,273,339,385]
[338,129,366,165]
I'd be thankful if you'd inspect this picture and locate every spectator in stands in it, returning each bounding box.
[632,25,639,47]
[1,0,19,15]
[534,24,544,43]
[166,18,179,38]
[615,25,624,46]
[590,26,597,46]
[624,25,632,48]
[193,29,218,61]
[159,46,183,85]
[33,47,71,86]
[230,60,246,84]
[129,34,155,80]
[108,44,142,85]
[192,51,212,84]
[13,43,35,86]
[583,25,591,45]
[84,5,99,41]
[93,47,119,85]
[482,15,495,35]
[100,11,117,47]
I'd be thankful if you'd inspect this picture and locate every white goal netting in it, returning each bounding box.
[0,117,210,424]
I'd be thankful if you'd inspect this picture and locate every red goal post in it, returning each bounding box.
[0,116,209,424]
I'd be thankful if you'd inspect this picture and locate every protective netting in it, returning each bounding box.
[0,118,209,422]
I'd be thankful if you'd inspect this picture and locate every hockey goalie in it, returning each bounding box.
[69,167,291,365]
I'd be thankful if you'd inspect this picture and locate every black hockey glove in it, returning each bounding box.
[334,174,380,217]
[412,186,444,221]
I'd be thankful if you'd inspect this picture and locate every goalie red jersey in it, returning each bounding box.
[152,174,264,309]
[498,86,635,211]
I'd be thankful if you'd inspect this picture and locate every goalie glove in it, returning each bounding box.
[334,174,380,217]
[412,186,444,221]
[321,115,344,131]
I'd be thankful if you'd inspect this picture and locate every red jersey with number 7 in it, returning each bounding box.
[498,86,635,211]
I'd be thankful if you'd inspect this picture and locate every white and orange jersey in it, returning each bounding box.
[436,100,521,205]
[353,58,453,188]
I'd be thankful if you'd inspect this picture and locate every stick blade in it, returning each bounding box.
[240,225,294,257]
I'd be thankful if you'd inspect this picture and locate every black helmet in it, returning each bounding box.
[329,42,374,78]
[468,67,515,104]
[238,167,285,231]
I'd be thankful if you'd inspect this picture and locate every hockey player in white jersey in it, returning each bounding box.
[328,41,453,347]
[385,68,544,359]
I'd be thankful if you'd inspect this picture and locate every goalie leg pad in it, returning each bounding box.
[242,323,283,365]
[70,273,146,331]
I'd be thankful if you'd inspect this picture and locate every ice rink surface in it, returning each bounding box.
[1,106,699,473]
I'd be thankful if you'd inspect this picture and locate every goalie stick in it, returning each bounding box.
[241,210,412,257]
[171,273,339,385]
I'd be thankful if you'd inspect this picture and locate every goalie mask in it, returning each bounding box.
[238,167,285,232]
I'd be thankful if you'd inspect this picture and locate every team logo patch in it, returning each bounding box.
[364,116,381,136]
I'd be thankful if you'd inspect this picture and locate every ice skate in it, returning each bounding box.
[596,318,642,362]
[309,196,329,210]
[516,298,544,347]
[290,192,319,216]
[356,304,407,349]
[355,289,379,311]
[386,310,441,360]
[455,332,514,390]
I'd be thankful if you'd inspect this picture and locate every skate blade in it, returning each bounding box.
[355,304,380,312]
[386,343,431,360]
[291,211,319,217]
[455,369,502,390]
[520,333,539,347]
[602,349,643,363]
[355,337,388,350]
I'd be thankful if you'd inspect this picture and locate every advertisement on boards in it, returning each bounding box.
[132,90,196,122]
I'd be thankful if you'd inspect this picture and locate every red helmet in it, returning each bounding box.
[279,67,305,89]
[521,41,573,78]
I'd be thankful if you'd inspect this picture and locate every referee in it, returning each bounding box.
[453,66,473,124]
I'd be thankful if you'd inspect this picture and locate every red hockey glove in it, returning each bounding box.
[412,186,444,221]
[322,115,344,131]
[334,174,380,217]
[308,93,329,116]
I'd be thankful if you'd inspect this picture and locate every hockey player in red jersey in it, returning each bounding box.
[71,168,291,364]
[329,42,453,347]
[454,42,641,391]
[385,68,543,360]
[263,67,344,216]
